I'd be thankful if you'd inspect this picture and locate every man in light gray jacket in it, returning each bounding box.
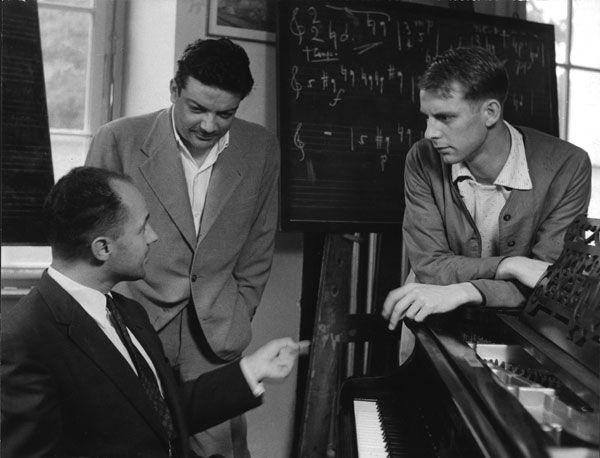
[86,38,279,458]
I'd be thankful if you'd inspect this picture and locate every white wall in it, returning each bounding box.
[121,0,177,117]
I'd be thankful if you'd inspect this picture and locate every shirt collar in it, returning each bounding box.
[451,121,532,190]
[47,266,108,321]
[170,106,229,167]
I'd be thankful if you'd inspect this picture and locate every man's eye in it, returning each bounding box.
[219,112,234,119]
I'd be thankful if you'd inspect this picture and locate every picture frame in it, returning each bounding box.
[208,0,276,43]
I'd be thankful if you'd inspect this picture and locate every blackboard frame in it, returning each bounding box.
[277,0,557,233]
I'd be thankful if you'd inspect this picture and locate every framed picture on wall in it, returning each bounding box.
[208,0,276,43]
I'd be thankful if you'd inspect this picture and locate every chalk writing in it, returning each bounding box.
[279,1,557,230]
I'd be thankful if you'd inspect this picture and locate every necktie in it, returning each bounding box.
[105,294,176,447]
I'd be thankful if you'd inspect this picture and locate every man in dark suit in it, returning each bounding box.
[85,37,280,458]
[1,167,307,458]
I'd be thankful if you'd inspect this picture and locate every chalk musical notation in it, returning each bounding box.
[291,122,423,173]
[278,0,557,231]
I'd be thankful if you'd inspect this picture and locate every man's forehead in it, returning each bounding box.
[421,81,467,100]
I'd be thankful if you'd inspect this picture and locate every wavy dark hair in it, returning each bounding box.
[419,46,509,105]
[174,38,254,99]
[43,167,132,261]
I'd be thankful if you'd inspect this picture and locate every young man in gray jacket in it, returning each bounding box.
[383,46,591,328]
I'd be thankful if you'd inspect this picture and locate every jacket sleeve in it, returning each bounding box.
[231,132,280,320]
[1,326,64,457]
[84,124,124,172]
[403,144,528,307]
[181,361,262,433]
[530,147,591,262]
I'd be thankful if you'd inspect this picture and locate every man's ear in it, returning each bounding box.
[482,98,502,127]
[169,79,179,104]
[90,236,111,262]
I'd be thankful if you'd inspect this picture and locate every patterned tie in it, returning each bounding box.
[105,294,176,449]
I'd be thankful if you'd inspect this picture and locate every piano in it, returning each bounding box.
[335,216,600,458]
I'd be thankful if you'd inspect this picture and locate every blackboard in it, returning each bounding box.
[1,0,54,245]
[277,0,557,232]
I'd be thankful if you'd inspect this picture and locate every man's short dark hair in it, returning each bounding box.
[43,167,132,261]
[419,46,509,105]
[174,38,254,99]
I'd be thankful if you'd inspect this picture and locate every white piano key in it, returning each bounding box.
[353,399,388,457]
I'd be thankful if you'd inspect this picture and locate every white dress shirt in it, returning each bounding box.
[47,267,165,395]
[46,267,264,397]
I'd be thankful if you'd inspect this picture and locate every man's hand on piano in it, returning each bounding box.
[382,282,483,329]
[495,256,551,288]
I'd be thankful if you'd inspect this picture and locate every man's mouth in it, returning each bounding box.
[192,131,215,141]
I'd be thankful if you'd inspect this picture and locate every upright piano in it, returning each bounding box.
[336,216,599,458]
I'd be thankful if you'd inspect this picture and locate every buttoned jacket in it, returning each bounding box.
[403,126,591,307]
[1,272,261,457]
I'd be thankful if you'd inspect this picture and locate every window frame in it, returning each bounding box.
[1,0,125,273]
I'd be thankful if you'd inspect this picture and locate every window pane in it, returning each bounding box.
[50,134,91,181]
[39,8,91,130]
[568,69,600,166]
[556,66,567,139]
[39,0,94,8]
[572,0,600,68]
[526,0,568,64]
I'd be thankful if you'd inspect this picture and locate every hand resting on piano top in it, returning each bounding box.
[382,255,551,329]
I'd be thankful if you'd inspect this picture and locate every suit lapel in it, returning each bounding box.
[139,108,197,250]
[38,273,170,446]
[198,126,244,244]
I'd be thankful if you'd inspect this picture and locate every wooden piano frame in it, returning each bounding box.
[296,215,600,457]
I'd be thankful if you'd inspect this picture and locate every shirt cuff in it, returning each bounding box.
[239,357,265,397]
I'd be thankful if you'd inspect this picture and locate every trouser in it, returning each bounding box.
[159,305,250,458]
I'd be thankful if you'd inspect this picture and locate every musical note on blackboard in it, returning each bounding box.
[278,1,557,231]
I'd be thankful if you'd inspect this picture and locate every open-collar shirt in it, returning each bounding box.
[451,121,533,257]
[171,108,229,234]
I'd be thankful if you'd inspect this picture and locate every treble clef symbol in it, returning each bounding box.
[290,7,306,45]
[291,66,302,100]
[293,122,306,162]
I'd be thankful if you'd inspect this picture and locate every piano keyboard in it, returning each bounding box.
[352,396,439,458]
[353,399,388,457]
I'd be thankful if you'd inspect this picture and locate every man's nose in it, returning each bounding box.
[147,224,159,244]
[424,119,440,140]
[200,113,217,133]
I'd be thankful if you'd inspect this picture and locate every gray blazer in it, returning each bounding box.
[86,108,279,360]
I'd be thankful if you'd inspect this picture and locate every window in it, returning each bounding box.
[39,0,124,179]
[1,0,123,268]
[527,0,600,218]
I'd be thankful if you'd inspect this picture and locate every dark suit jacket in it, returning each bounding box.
[1,272,261,457]
[85,109,280,361]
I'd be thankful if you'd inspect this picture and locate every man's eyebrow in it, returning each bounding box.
[186,99,239,113]
[186,99,207,110]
